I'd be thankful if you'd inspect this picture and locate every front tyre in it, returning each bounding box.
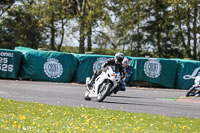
[84,89,91,101]
[186,86,197,97]
[96,83,111,102]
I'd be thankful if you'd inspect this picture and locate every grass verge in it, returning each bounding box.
[0,98,200,133]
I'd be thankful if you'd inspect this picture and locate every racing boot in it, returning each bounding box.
[120,82,126,91]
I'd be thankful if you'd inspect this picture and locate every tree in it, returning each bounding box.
[0,0,199,59]
[169,0,200,59]
[121,0,146,56]
[192,0,198,59]
[0,0,15,18]
[34,0,76,51]
[141,0,174,57]
[107,0,147,56]
[73,0,110,53]
[0,1,45,49]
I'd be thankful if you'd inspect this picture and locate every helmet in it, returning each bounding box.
[122,57,129,67]
[114,52,124,64]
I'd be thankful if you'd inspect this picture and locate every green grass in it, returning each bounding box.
[0,98,200,133]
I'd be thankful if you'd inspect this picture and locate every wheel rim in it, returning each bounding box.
[85,90,89,97]
[97,84,108,99]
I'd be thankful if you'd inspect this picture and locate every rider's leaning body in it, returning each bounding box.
[87,52,125,86]
[101,58,124,75]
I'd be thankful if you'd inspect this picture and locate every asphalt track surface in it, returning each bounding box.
[0,79,200,119]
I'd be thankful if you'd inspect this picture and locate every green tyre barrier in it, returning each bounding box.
[73,54,114,83]
[175,59,200,90]
[0,49,22,79]
[128,57,178,88]
[15,47,78,83]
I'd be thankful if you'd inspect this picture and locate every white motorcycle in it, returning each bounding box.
[186,76,200,97]
[84,66,122,102]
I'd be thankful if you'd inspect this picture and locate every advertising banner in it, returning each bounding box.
[15,47,78,83]
[175,59,200,89]
[0,49,22,79]
[129,57,178,88]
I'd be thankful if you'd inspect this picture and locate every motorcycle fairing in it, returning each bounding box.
[88,67,120,98]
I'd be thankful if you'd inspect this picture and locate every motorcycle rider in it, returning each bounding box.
[87,52,125,91]
[121,57,132,91]
[194,73,200,97]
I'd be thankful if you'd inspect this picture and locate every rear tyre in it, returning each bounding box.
[96,83,111,102]
[186,86,197,97]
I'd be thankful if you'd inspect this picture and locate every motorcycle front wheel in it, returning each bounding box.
[84,89,91,101]
[96,83,111,102]
[186,86,197,97]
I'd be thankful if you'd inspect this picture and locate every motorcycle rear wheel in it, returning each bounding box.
[96,83,111,102]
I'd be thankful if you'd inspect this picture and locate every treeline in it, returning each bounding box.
[0,0,199,59]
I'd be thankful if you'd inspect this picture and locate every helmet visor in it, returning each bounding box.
[118,58,123,63]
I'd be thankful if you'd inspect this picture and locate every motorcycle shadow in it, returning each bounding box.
[102,100,162,107]
[102,96,162,107]
[109,95,149,99]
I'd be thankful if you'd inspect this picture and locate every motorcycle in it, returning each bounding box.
[186,76,200,97]
[84,66,122,102]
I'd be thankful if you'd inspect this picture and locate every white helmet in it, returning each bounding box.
[114,52,124,64]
